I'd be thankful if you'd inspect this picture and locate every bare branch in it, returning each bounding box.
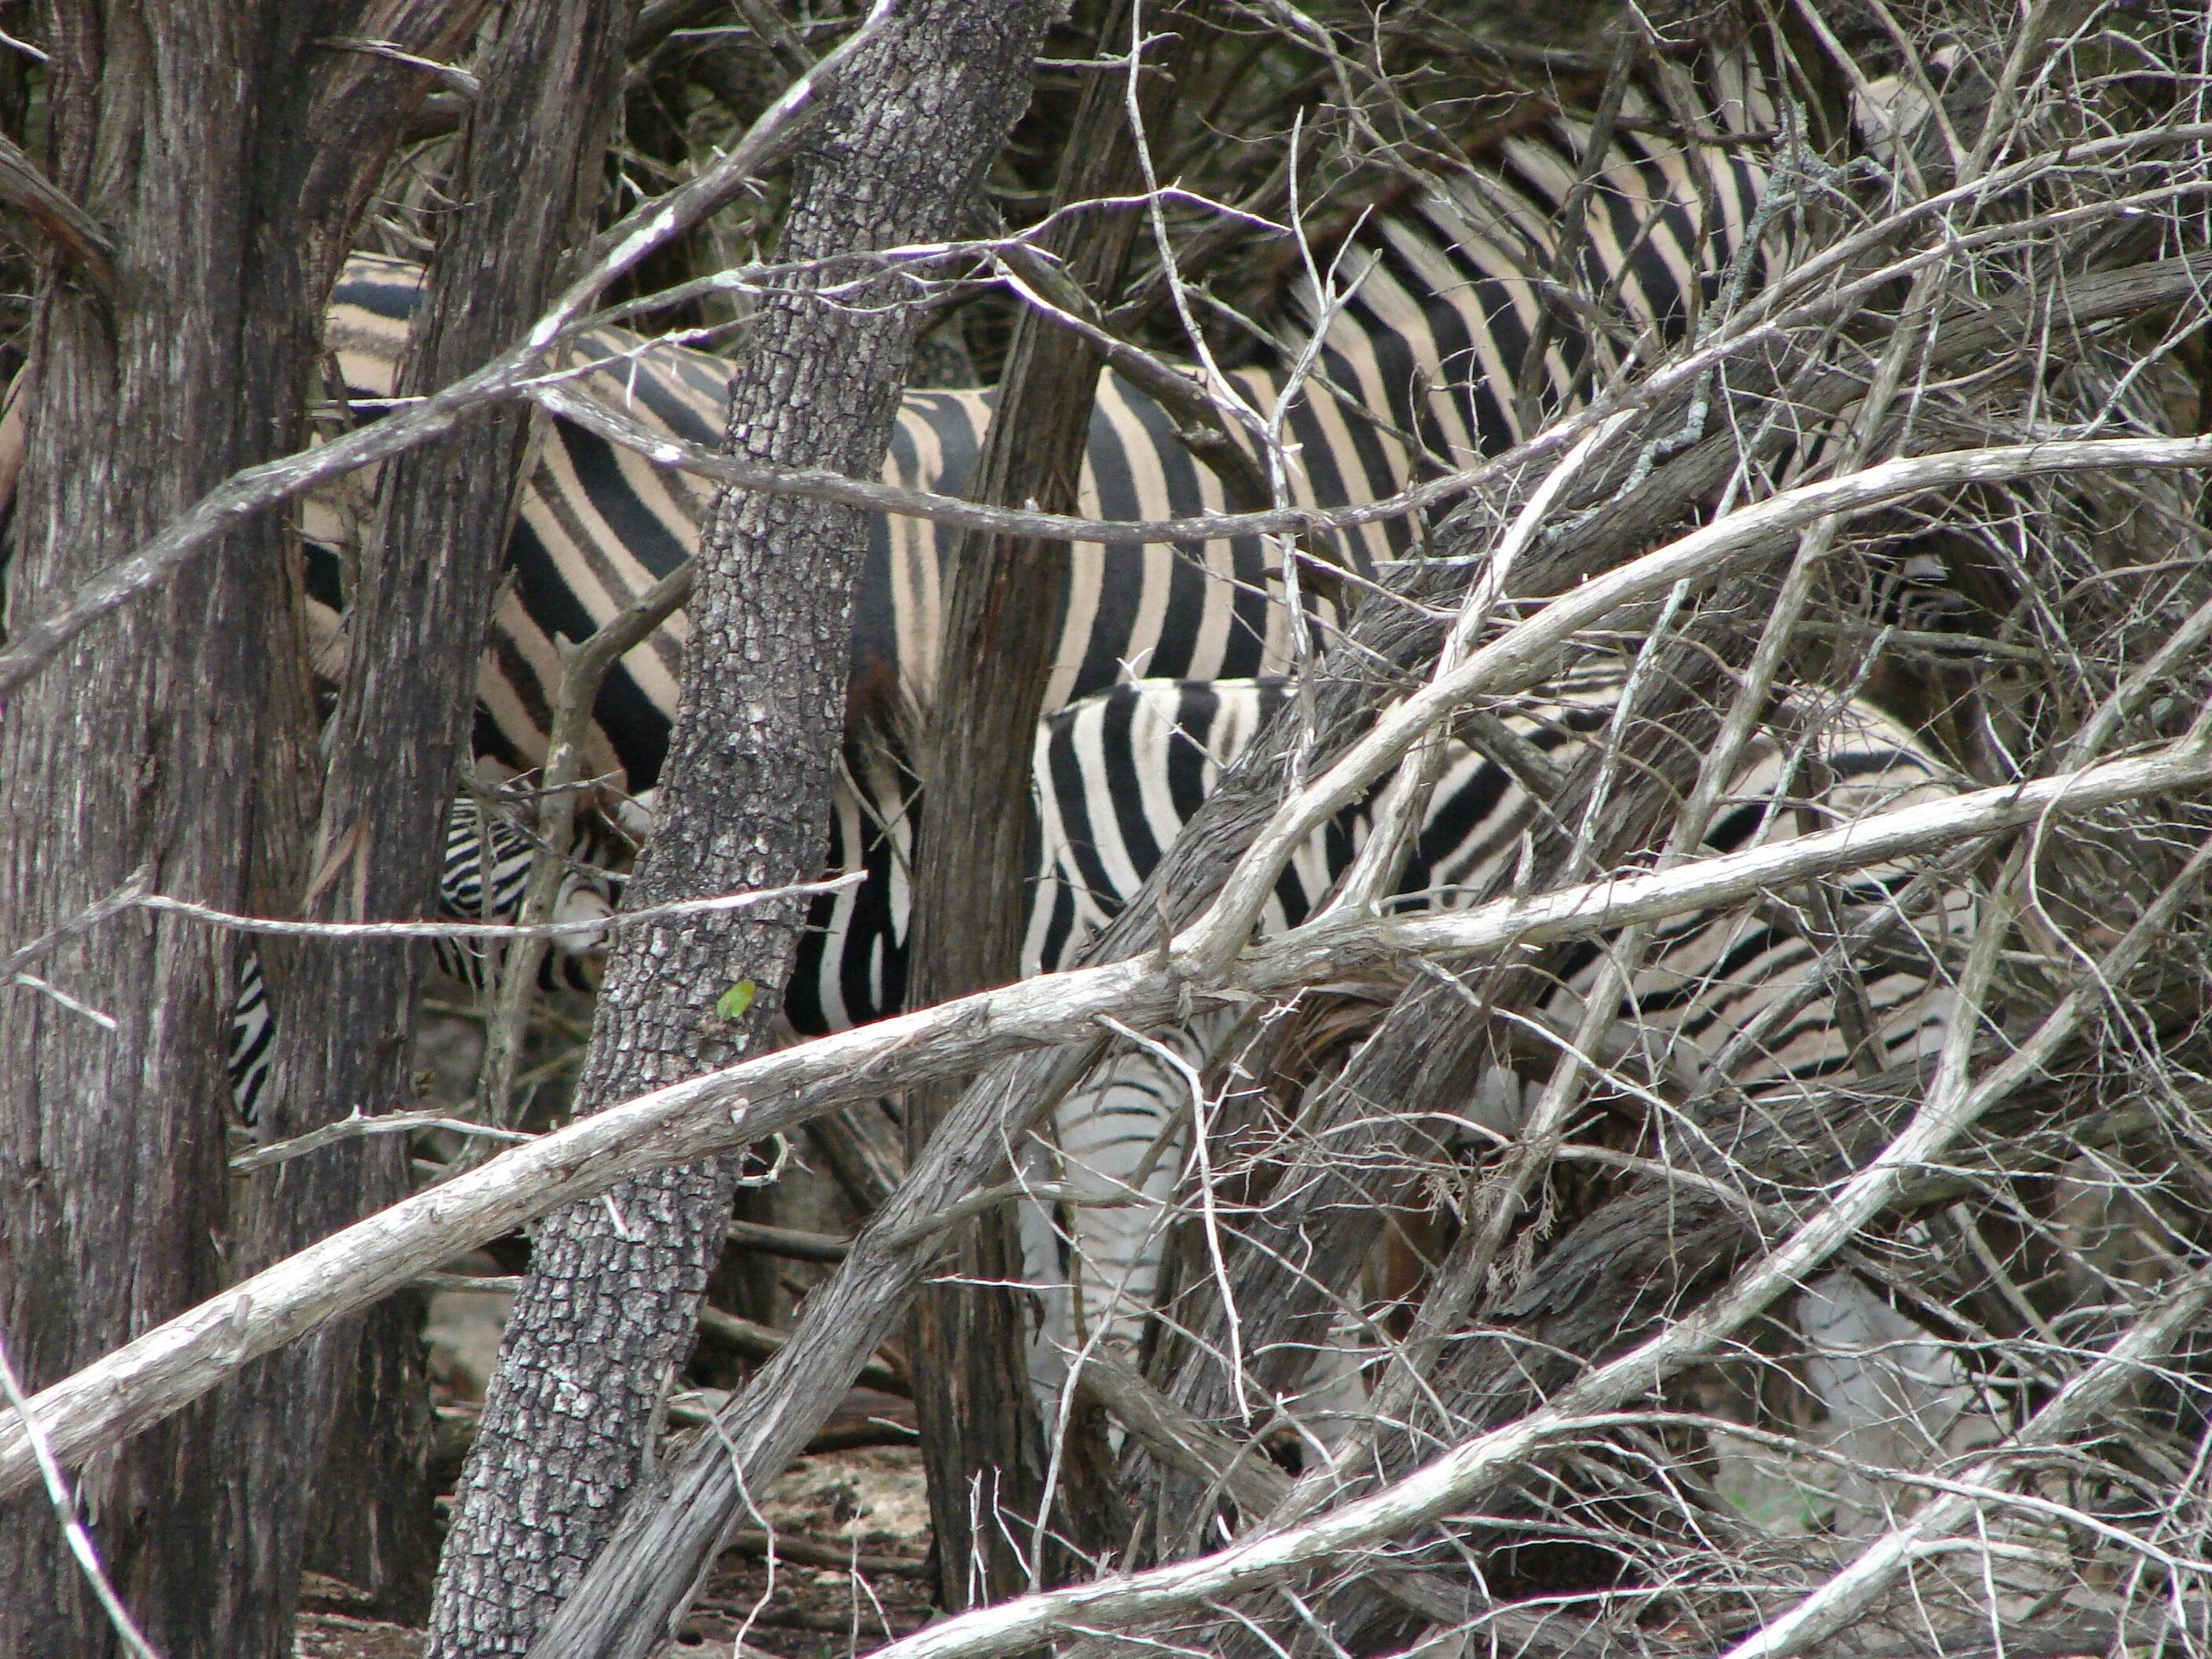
[1722,1258,2212,1659]
[5,724,2207,1502]
[0,0,899,698]
[227,1109,535,1176]
[0,866,151,979]
[825,833,2212,1659]
[0,132,118,297]
[130,872,857,941]
[0,1330,164,1659]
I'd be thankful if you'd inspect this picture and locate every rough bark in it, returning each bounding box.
[262,0,638,1622]
[0,5,467,1656]
[901,0,1196,1602]
[427,6,1053,1653]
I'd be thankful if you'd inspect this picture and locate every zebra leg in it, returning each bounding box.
[1794,1269,1983,1538]
[1022,1033,1201,1429]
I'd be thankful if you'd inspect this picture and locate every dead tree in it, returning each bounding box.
[427,6,1058,1653]
[901,0,1207,1602]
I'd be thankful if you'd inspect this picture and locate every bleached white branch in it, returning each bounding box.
[229,1109,536,1175]
[1722,1255,2212,1658]
[807,830,2210,1659]
[1181,432,2212,979]
[0,1331,164,1659]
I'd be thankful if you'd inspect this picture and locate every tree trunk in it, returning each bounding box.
[0,5,467,1655]
[902,1,1197,1601]
[427,7,1053,1652]
[269,0,639,1621]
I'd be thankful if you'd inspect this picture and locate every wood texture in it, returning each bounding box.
[900,0,1196,1601]
[0,4,471,1654]
[262,0,636,1621]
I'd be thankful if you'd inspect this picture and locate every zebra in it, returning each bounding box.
[288,47,1792,1059]
[1010,673,1974,1412]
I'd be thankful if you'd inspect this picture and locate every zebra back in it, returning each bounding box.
[304,51,1787,807]
[1030,672,1969,1101]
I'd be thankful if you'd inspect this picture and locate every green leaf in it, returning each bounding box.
[716,980,757,1021]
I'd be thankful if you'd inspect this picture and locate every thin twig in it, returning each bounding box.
[229,1108,536,1174]
[6,723,2209,1500]
[1721,1256,2212,1659]
[134,872,856,941]
[478,558,694,1134]
[0,866,152,980]
[9,974,118,1031]
[0,0,899,698]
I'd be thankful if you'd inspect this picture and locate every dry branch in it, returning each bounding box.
[819,837,2210,1659]
[1720,1258,2212,1659]
[133,874,855,941]
[5,724,2207,1503]
[0,133,118,297]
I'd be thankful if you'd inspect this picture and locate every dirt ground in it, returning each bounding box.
[295,1443,936,1659]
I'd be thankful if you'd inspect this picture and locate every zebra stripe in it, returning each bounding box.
[430,797,618,993]
[297,60,1797,1051]
[305,57,1785,797]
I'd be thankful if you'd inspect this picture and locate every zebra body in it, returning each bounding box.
[311,62,1780,800]
[209,42,1999,1482]
[1016,673,1972,1400]
[306,54,1785,1042]
[236,56,1794,1121]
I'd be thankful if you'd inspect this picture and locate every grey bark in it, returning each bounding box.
[264,0,639,1622]
[522,1043,1108,1659]
[0,5,471,1656]
[902,0,1196,1601]
[427,6,1054,1653]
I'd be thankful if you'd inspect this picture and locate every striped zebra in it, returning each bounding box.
[1011,673,1974,1409]
[289,47,1789,1055]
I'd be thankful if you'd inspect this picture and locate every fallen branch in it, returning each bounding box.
[720,1531,930,1579]
[694,1306,907,1397]
[1719,1257,2212,1659]
[726,1219,852,1262]
[817,839,2206,1659]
